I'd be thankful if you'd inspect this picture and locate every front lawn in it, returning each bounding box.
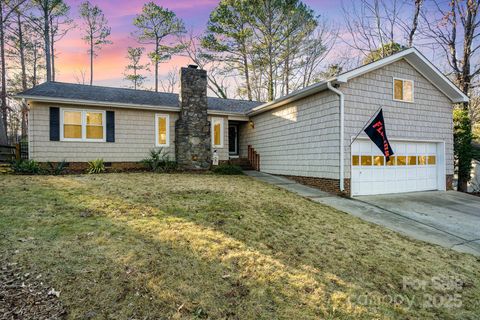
[0,173,479,319]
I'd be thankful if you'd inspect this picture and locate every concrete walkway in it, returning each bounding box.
[244,170,480,256]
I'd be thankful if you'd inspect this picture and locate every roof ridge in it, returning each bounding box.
[48,81,177,95]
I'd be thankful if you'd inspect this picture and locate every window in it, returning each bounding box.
[393,78,413,102]
[373,156,385,166]
[63,111,82,139]
[86,112,104,139]
[61,109,105,141]
[352,155,359,166]
[155,114,170,147]
[361,155,372,166]
[386,156,396,166]
[211,117,224,148]
[352,154,436,167]
[407,156,417,166]
[397,156,407,165]
[418,155,427,165]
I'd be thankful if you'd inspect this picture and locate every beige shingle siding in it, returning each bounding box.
[342,59,454,177]
[29,102,177,162]
[240,91,340,179]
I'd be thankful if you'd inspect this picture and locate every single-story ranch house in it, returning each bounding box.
[16,48,468,196]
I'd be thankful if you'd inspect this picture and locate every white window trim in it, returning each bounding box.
[155,113,170,147]
[60,108,106,142]
[392,77,414,103]
[211,117,224,148]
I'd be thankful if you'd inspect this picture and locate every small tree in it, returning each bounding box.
[453,108,473,192]
[133,2,185,92]
[79,1,111,85]
[124,47,148,90]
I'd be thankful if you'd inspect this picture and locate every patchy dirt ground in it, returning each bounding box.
[0,254,66,319]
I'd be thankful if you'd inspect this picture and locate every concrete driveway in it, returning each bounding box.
[315,191,480,256]
[245,171,480,256]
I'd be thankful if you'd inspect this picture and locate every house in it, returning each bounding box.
[16,48,468,196]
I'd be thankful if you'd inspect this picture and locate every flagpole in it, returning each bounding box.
[350,105,383,146]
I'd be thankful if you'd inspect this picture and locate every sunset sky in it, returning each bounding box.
[53,0,343,89]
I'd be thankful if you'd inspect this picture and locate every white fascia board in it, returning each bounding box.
[247,81,331,116]
[207,110,249,121]
[335,48,416,83]
[15,95,181,112]
[404,50,469,103]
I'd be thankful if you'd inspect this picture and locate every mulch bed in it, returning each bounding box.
[0,257,66,320]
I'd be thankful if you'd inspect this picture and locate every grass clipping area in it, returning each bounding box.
[0,173,479,319]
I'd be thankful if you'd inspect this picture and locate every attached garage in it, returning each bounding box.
[351,139,445,196]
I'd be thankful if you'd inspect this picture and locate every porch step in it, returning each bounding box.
[229,158,253,170]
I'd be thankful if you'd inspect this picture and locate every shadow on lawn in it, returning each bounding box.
[2,174,478,319]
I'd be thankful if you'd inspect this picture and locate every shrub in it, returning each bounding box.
[46,160,68,175]
[142,149,177,173]
[87,159,105,174]
[211,164,244,175]
[10,159,41,175]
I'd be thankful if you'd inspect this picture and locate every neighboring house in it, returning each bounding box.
[16,48,468,196]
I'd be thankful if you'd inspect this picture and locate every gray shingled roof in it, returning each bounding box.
[17,81,263,114]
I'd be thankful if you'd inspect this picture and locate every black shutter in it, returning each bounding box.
[49,107,60,141]
[106,111,115,142]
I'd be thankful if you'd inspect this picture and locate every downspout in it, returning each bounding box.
[327,82,345,192]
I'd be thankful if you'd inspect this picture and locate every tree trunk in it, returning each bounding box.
[44,3,52,82]
[50,18,55,81]
[17,12,28,139]
[90,37,93,85]
[241,43,252,101]
[33,43,38,87]
[0,4,8,145]
[154,41,159,92]
[408,0,422,47]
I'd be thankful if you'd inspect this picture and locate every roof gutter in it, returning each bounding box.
[327,81,345,192]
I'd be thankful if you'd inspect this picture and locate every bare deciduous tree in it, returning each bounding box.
[342,0,424,60]
[0,0,26,144]
[159,67,178,93]
[181,32,229,98]
[421,0,479,191]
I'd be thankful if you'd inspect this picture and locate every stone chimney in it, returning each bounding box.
[175,65,211,169]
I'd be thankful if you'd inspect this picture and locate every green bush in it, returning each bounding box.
[142,148,177,173]
[211,164,244,175]
[87,159,105,174]
[11,159,41,175]
[46,160,68,175]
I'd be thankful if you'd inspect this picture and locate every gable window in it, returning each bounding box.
[61,109,105,141]
[393,78,413,102]
[155,114,170,147]
[211,117,224,148]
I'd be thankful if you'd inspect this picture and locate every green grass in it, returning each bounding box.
[0,173,479,319]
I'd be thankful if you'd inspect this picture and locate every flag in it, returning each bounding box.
[364,109,394,161]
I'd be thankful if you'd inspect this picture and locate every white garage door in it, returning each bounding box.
[351,140,440,196]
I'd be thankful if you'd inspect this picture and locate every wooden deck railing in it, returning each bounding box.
[247,145,260,171]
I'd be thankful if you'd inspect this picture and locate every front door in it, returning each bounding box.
[228,124,238,156]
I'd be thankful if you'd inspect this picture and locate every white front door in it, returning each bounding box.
[351,140,441,196]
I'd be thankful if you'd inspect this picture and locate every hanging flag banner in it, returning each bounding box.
[364,109,394,161]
